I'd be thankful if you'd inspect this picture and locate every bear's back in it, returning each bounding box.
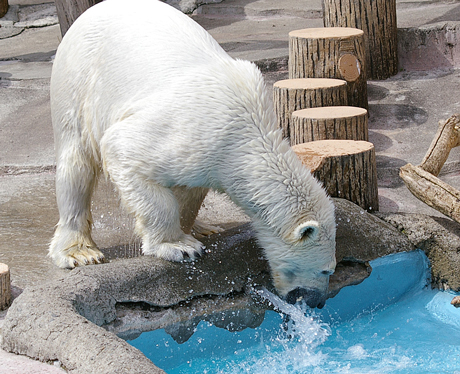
[50,0,276,181]
[56,0,230,80]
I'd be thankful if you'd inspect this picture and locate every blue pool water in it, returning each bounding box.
[129,250,460,373]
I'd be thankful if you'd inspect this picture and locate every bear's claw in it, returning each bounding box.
[142,234,205,262]
[52,246,106,269]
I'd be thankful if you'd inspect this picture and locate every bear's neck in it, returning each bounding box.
[219,130,323,236]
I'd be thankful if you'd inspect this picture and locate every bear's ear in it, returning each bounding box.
[293,221,319,242]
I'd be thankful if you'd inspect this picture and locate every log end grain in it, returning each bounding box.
[289,27,364,40]
[274,78,347,90]
[293,139,373,159]
[339,53,362,82]
[0,263,11,311]
[292,106,367,120]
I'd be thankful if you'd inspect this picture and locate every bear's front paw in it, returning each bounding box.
[142,234,204,262]
[50,245,106,269]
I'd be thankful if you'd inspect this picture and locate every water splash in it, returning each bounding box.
[209,287,332,374]
[253,287,331,347]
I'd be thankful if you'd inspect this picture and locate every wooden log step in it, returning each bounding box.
[289,27,368,109]
[293,140,378,211]
[0,0,7,19]
[0,263,11,311]
[322,0,398,80]
[290,106,368,145]
[273,78,348,139]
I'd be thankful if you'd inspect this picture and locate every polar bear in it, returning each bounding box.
[49,0,336,307]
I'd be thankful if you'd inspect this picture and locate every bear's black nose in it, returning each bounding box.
[285,287,325,309]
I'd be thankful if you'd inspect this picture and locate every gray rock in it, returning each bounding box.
[376,212,460,291]
[329,199,416,296]
[165,0,224,14]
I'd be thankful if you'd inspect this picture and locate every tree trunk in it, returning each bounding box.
[0,263,11,311]
[290,106,368,145]
[54,0,103,37]
[0,0,8,18]
[322,0,398,80]
[273,78,347,139]
[289,27,368,109]
[293,140,378,211]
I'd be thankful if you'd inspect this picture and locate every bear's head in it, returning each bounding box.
[252,205,336,309]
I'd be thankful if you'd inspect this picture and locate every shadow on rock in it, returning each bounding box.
[367,83,390,101]
[369,130,393,152]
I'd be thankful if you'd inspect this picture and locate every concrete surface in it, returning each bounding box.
[1,0,460,372]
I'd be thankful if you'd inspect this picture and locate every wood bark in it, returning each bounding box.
[400,114,460,223]
[400,164,460,222]
[322,0,398,80]
[290,106,368,145]
[55,0,103,36]
[419,115,460,176]
[0,0,7,19]
[293,140,379,211]
[0,263,11,311]
[289,27,368,109]
[273,78,347,139]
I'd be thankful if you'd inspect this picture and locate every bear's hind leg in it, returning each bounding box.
[50,144,105,268]
[171,186,222,238]
[101,125,204,262]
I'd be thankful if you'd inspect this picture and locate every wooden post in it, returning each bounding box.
[293,140,379,211]
[273,78,348,139]
[290,106,368,145]
[322,0,398,80]
[0,0,7,19]
[54,0,103,37]
[400,114,460,223]
[289,27,368,109]
[0,263,11,311]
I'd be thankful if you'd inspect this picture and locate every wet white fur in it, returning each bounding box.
[49,0,336,297]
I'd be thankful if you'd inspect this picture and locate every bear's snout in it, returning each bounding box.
[285,287,326,309]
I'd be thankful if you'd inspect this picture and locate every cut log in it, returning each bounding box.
[273,78,348,139]
[288,27,368,109]
[55,0,102,36]
[293,140,378,211]
[400,114,460,223]
[0,263,11,311]
[322,0,398,80]
[290,106,368,145]
[400,164,460,222]
[0,0,8,19]
[419,115,460,176]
